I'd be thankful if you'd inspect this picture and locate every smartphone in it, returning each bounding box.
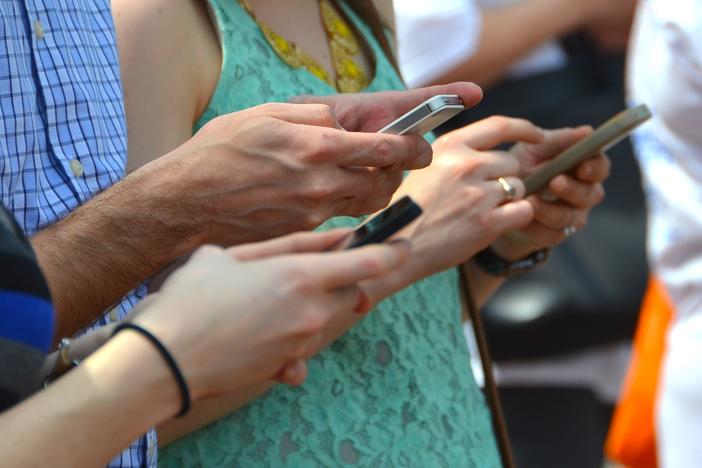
[378,95,465,136]
[522,104,651,195]
[335,196,423,250]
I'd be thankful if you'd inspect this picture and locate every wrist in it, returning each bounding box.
[129,156,209,254]
[87,331,182,423]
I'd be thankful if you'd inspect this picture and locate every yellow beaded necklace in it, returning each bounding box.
[238,0,370,92]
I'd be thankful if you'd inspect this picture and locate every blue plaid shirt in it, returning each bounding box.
[0,1,155,466]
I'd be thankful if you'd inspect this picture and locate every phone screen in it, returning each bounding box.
[335,196,422,250]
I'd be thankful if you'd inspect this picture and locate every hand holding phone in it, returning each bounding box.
[523,104,651,195]
[378,95,465,136]
[334,196,422,250]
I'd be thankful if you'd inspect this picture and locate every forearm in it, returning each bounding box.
[432,0,587,87]
[157,382,272,446]
[32,160,205,340]
[0,333,179,467]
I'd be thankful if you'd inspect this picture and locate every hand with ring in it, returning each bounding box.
[492,126,611,259]
[386,116,545,277]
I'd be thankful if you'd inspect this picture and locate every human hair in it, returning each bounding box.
[334,0,401,74]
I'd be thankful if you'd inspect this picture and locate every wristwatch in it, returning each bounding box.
[473,246,550,277]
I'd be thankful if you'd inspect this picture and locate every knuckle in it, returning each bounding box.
[487,115,512,132]
[284,266,315,294]
[474,211,495,237]
[373,138,393,167]
[447,157,477,179]
[593,185,606,205]
[465,185,487,206]
[311,104,336,125]
[304,180,334,203]
[303,137,333,164]
[302,212,328,230]
[297,309,326,337]
[357,256,383,277]
[258,102,283,114]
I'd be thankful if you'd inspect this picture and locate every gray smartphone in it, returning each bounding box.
[523,104,652,195]
[378,95,465,135]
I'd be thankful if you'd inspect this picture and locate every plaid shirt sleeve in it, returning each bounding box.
[0,1,155,466]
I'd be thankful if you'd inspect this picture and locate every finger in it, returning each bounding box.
[380,82,484,118]
[338,169,401,217]
[451,116,545,151]
[290,83,483,132]
[524,126,593,165]
[229,229,353,261]
[515,222,568,249]
[325,284,370,315]
[265,102,343,129]
[549,175,606,209]
[308,129,433,170]
[574,152,611,183]
[482,200,534,237]
[274,360,308,386]
[474,151,521,179]
[302,240,411,290]
[486,176,526,207]
[529,197,586,230]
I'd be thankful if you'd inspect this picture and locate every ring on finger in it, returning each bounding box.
[497,177,517,201]
[563,210,578,237]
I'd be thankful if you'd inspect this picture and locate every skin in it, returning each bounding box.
[421,0,637,87]
[112,0,610,445]
[2,231,411,467]
[33,92,441,341]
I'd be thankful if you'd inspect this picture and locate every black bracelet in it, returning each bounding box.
[111,323,191,417]
[473,246,550,277]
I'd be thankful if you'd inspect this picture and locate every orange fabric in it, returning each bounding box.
[605,278,674,468]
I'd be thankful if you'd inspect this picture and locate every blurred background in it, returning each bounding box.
[394,1,645,467]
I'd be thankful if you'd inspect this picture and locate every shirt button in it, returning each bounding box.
[109,308,118,322]
[70,159,84,177]
[34,20,45,39]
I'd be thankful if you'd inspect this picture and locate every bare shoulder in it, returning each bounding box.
[113,0,221,171]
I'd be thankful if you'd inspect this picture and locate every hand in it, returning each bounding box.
[130,230,410,400]
[291,82,483,133]
[390,117,543,277]
[492,126,610,259]
[142,102,434,247]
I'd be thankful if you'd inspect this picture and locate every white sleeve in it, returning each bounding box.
[393,0,483,88]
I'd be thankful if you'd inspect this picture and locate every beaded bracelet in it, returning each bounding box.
[111,323,191,417]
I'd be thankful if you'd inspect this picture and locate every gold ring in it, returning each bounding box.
[497,177,517,201]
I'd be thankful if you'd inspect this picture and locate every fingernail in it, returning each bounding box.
[581,165,593,178]
[354,290,371,314]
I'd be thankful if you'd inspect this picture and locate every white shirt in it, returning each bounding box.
[629,1,702,466]
[629,0,702,321]
[393,0,567,87]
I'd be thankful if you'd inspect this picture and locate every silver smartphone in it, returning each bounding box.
[523,104,652,195]
[378,95,465,135]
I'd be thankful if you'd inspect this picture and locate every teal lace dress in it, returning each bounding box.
[160,2,500,467]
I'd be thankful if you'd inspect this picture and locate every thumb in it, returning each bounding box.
[275,360,308,386]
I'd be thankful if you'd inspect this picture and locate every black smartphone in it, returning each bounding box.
[335,196,423,250]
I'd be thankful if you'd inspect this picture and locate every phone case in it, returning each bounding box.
[523,104,652,195]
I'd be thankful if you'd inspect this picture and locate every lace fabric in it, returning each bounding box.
[160,2,501,466]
